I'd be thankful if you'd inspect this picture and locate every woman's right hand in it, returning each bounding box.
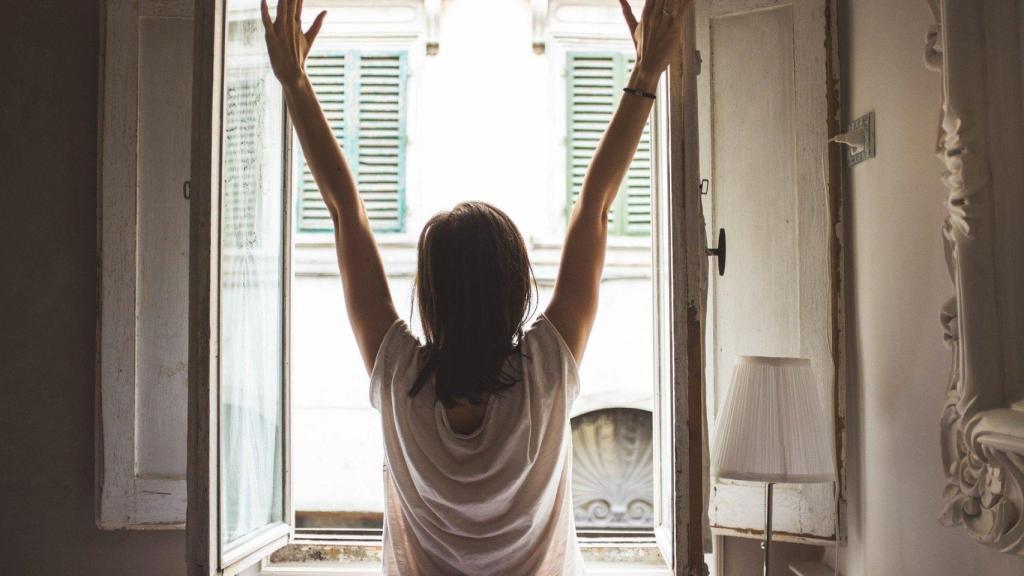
[618,0,691,88]
[260,0,327,88]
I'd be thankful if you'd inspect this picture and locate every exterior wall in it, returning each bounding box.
[292,0,653,514]
[0,0,185,573]
[837,0,1024,574]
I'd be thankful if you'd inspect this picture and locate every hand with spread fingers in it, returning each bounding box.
[260,0,327,87]
[617,0,691,91]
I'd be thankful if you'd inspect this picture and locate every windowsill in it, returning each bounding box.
[294,232,653,250]
[293,233,653,282]
[259,530,671,575]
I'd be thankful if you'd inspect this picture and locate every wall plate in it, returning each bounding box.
[847,111,875,167]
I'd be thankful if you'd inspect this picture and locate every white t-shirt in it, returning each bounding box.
[369,315,585,575]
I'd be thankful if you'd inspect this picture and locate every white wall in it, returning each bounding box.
[839,0,1024,574]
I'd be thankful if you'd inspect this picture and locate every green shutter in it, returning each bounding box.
[623,56,652,235]
[299,53,347,232]
[567,54,620,228]
[298,51,407,233]
[355,53,406,232]
[566,52,652,235]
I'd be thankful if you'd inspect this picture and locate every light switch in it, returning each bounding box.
[846,111,875,167]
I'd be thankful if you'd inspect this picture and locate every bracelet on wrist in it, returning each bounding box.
[623,86,656,100]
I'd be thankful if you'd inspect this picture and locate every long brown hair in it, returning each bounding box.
[409,201,536,408]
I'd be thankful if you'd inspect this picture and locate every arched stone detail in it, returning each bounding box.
[571,408,654,529]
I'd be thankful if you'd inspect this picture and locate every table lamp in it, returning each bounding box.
[711,356,836,576]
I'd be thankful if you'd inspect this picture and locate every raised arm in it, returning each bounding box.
[262,0,397,374]
[545,0,686,363]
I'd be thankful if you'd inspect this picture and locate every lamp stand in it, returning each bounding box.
[762,482,774,576]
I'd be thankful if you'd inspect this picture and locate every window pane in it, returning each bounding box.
[221,0,286,550]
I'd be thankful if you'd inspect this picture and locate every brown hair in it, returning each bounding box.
[409,201,536,408]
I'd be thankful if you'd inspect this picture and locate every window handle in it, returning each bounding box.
[707,228,726,276]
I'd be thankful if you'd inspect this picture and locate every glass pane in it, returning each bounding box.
[220,0,286,551]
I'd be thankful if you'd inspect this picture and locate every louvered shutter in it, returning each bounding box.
[567,54,619,227]
[298,51,406,233]
[298,53,347,232]
[623,56,652,235]
[566,53,652,235]
[355,54,405,231]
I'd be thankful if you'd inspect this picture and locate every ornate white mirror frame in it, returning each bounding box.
[928,0,1024,555]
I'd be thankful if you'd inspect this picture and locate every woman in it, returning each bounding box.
[261,0,685,573]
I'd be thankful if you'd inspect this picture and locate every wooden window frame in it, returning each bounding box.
[650,8,708,571]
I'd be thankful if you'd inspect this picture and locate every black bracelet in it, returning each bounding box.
[623,86,656,100]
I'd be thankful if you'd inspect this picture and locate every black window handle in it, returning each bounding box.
[707,228,726,276]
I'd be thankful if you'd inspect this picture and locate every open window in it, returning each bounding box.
[188,1,294,573]
[187,1,708,575]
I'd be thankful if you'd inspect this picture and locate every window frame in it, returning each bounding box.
[649,13,708,568]
[188,0,296,573]
[187,1,708,574]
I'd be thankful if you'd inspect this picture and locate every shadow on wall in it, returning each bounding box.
[720,536,825,576]
[0,1,186,575]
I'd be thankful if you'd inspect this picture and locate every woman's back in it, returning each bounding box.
[370,315,584,576]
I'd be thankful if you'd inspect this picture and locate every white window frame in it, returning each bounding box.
[189,0,297,573]
[264,4,709,575]
[184,1,708,574]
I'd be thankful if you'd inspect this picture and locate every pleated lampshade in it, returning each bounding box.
[711,356,835,483]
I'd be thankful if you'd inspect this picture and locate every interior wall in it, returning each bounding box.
[0,1,184,574]
[721,537,823,576]
[838,0,1024,574]
[5,1,1024,575]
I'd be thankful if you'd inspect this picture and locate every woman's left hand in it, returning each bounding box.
[260,0,327,88]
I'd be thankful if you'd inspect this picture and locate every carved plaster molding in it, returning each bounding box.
[571,408,654,528]
[930,0,1024,555]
